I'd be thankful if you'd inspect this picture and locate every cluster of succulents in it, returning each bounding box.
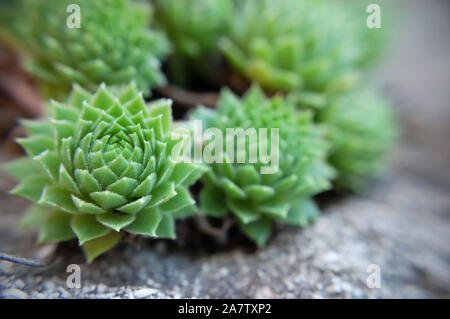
[1,0,170,99]
[2,0,398,261]
[191,87,335,246]
[220,0,365,100]
[217,0,397,190]
[4,83,204,262]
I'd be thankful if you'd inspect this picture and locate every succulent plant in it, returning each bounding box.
[219,0,382,108]
[190,86,335,246]
[153,0,233,86]
[154,0,232,59]
[317,87,398,190]
[3,83,204,262]
[3,0,170,99]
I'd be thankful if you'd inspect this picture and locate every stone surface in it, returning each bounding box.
[0,0,449,298]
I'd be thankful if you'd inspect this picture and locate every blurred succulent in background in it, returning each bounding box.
[1,0,170,99]
[190,86,335,246]
[153,0,232,86]
[219,0,384,108]
[317,87,398,190]
[154,0,231,60]
[3,83,204,262]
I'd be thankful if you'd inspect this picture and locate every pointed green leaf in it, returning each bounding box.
[131,173,156,198]
[239,218,271,247]
[181,166,206,187]
[82,231,121,263]
[259,202,290,219]
[71,214,110,245]
[11,176,49,201]
[59,165,80,195]
[147,182,176,208]
[68,84,92,108]
[155,214,175,239]
[90,84,115,110]
[92,166,118,188]
[17,136,54,156]
[107,177,138,197]
[124,93,146,115]
[118,82,139,104]
[38,210,75,243]
[148,99,172,133]
[140,156,156,180]
[117,195,152,214]
[18,205,50,228]
[159,187,194,214]
[156,158,175,187]
[219,177,246,199]
[52,119,75,140]
[74,169,102,194]
[34,150,60,181]
[199,185,227,217]
[90,191,127,210]
[171,162,197,186]
[96,212,135,232]
[21,119,53,136]
[71,195,106,214]
[125,207,161,236]
[227,199,259,224]
[285,199,319,226]
[243,185,275,202]
[52,100,79,121]
[235,166,261,186]
[3,158,39,180]
[39,186,79,214]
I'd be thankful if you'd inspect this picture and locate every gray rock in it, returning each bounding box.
[133,288,159,299]
[1,288,28,299]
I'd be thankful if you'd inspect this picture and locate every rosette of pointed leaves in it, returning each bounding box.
[5,0,169,99]
[317,87,398,190]
[3,83,204,262]
[191,86,335,246]
[220,0,379,108]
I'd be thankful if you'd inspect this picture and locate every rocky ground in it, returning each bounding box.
[0,0,449,298]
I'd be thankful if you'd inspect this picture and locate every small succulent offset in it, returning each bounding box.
[317,87,398,190]
[219,0,374,108]
[191,86,335,246]
[4,0,170,98]
[4,83,204,262]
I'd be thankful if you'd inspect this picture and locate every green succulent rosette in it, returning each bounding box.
[317,87,398,190]
[191,86,335,246]
[3,0,170,99]
[220,0,384,108]
[4,83,204,262]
